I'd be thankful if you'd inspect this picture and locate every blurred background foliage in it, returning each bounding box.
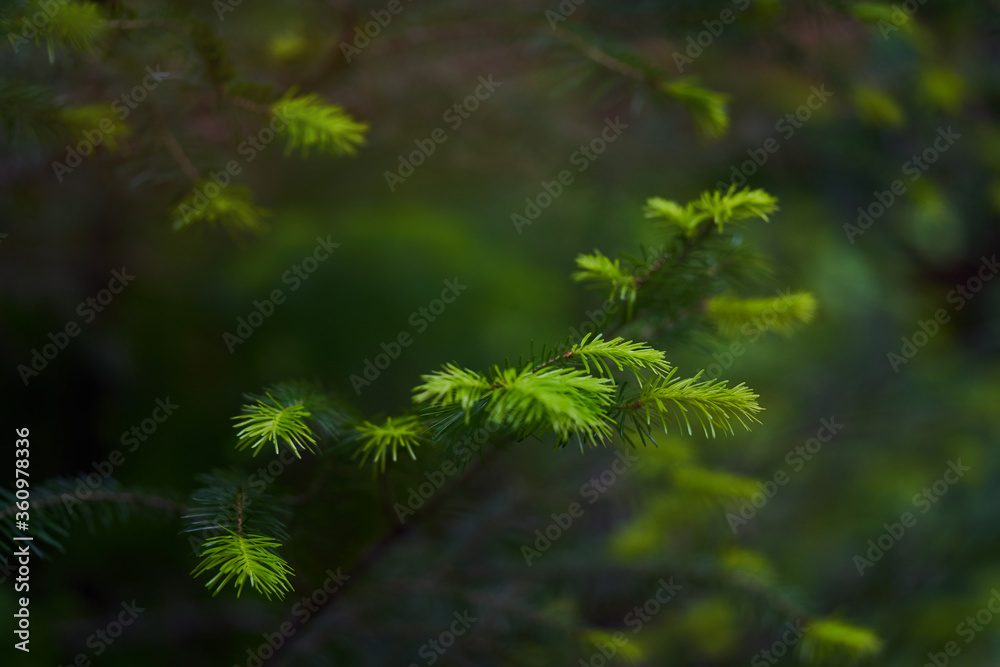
[1,0,1000,665]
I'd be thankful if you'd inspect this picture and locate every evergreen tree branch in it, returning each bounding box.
[153,106,201,182]
[233,394,318,458]
[552,26,730,138]
[354,416,425,472]
[0,477,180,562]
[618,368,763,438]
[184,472,295,599]
[190,530,295,600]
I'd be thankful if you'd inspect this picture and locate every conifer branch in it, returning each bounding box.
[273,92,368,157]
[566,334,670,381]
[624,369,763,438]
[643,186,778,237]
[190,530,295,600]
[799,619,883,663]
[171,185,270,233]
[0,477,180,562]
[552,26,730,138]
[572,251,639,315]
[153,107,201,183]
[184,473,294,599]
[233,394,318,458]
[488,365,616,446]
[0,490,184,520]
[354,416,425,472]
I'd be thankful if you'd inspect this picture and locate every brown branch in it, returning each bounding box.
[553,28,654,85]
[152,105,201,182]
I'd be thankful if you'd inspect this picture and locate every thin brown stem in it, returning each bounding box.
[152,105,201,182]
[553,29,652,84]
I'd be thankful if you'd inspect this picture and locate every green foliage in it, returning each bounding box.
[11,0,971,658]
[707,292,818,337]
[172,184,270,233]
[59,104,131,151]
[354,416,424,471]
[190,529,294,600]
[550,26,731,139]
[0,79,65,146]
[567,334,671,381]
[274,92,369,157]
[643,197,708,237]
[644,186,778,238]
[0,476,177,562]
[671,465,762,505]
[182,472,290,543]
[851,85,905,128]
[183,472,294,599]
[6,0,109,61]
[799,619,883,664]
[572,250,638,311]
[411,363,492,414]
[248,381,357,441]
[487,365,616,447]
[581,629,644,660]
[416,334,759,451]
[233,394,318,458]
[632,368,763,438]
[659,79,730,138]
[695,186,780,229]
